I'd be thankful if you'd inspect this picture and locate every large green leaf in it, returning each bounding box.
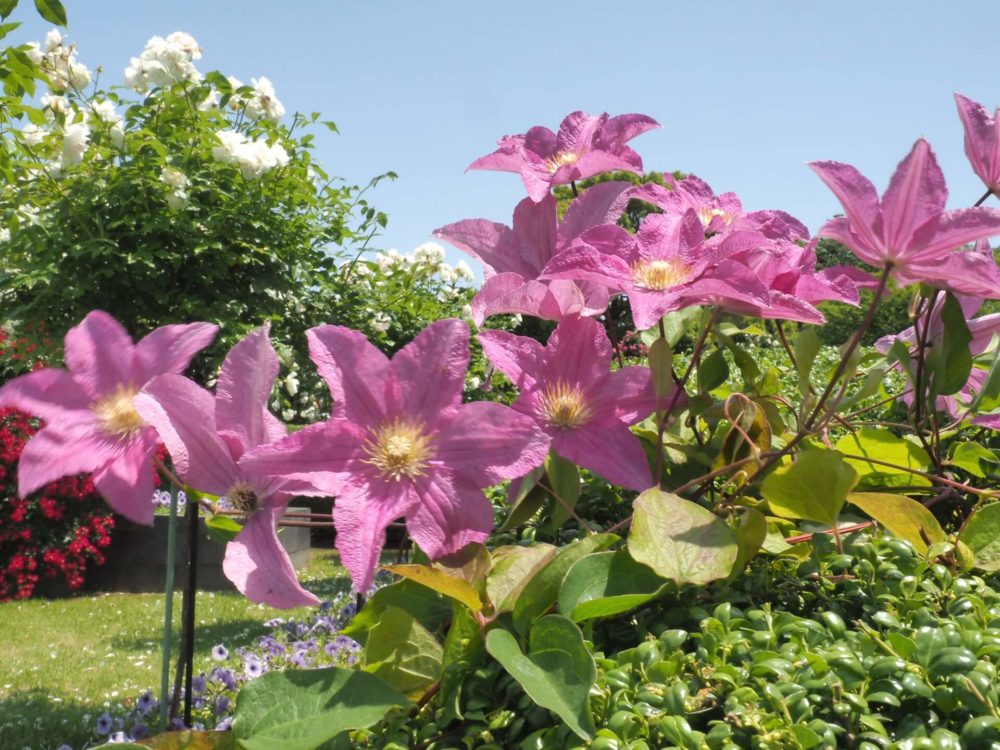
[381,564,484,612]
[959,503,1000,571]
[485,543,557,613]
[0,1,19,20]
[930,292,973,398]
[761,449,857,527]
[627,488,738,585]
[33,0,65,24]
[836,428,930,488]
[485,616,596,740]
[340,579,450,644]
[731,507,768,573]
[232,667,406,750]
[647,337,674,399]
[546,452,581,527]
[500,466,546,531]
[439,602,486,723]
[848,492,946,554]
[950,442,999,479]
[512,533,618,633]
[794,328,821,398]
[363,606,443,696]
[698,348,729,392]
[557,549,666,621]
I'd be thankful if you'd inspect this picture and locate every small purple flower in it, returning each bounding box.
[215,695,230,715]
[216,717,233,731]
[212,667,237,691]
[57,745,73,750]
[192,674,207,695]
[129,723,149,740]
[324,641,341,657]
[211,644,229,661]
[264,617,285,628]
[96,713,113,736]
[136,690,155,714]
[170,717,187,730]
[245,655,265,679]
[108,732,127,744]
[318,600,333,612]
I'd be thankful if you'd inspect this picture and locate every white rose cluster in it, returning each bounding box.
[223,76,285,123]
[124,32,202,91]
[373,242,475,284]
[211,130,289,179]
[160,167,190,210]
[26,29,91,92]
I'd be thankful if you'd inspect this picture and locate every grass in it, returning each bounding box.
[0,549,353,750]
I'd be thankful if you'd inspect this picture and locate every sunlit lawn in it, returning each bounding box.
[0,550,352,750]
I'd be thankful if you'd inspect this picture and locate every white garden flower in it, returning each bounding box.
[454,259,474,281]
[165,189,189,210]
[244,77,285,123]
[109,124,125,149]
[21,124,46,148]
[44,29,64,53]
[460,304,473,322]
[0,228,10,243]
[125,32,202,91]
[211,129,247,163]
[284,372,299,397]
[165,32,202,60]
[24,42,42,64]
[40,94,68,115]
[160,167,190,190]
[91,100,121,124]
[60,121,90,167]
[437,263,458,283]
[413,241,445,264]
[371,312,391,333]
[466,376,481,391]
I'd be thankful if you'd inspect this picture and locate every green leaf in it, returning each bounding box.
[971,349,1000,413]
[835,428,931,488]
[545,452,581,527]
[33,0,66,25]
[930,292,973,398]
[761,449,857,527]
[439,602,486,723]
[627,488,739,585]
[698,348,729,392]
[340,579,451,644]
[647,337,674,399]
[485,616,596,740]
[794,328,821,398]
[950,442,999,479]
[641,306,702,348]
[363,606,443,696]
[486,544,557,613]
[381,564,484,612]
[204,513,243,544]
[0,1,19,20]
[731,507,768,573]
[232,667,406,750]
[557,549,666,621]
[500,465,546,531]
[959,503,1000,571]
[848,492,946,554]
[512,533,618,634]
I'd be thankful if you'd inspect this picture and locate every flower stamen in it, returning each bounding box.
[364,418,433,481]
[92,384,145,438]
[538,381,592,429]
[545,150,580,173]
[631,258,694,291]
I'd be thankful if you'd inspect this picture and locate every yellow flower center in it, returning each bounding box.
[538,381,592,429]
[227,481,260,517]
[545,150,580,173]
[696,206,735,228]
[631,258,694,291]
[364,418,433,481]
[92,384,145,439]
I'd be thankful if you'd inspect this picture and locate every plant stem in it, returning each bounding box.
[181,497,199,726]
[159,485,179,731]
[975,188,994,207]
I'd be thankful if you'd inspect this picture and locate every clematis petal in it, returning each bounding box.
[0,368,90,423]
[223,508,319,609]
[17,418,116,498]
[91,432,159,524]
[307,325,388,425]
[432,401,550,485]
[542,230,636,291]
[214,325,284,454]
[898,249,1000,299]
[64,310,135,400]
[389,319,468,423]
[553,425,653,492]
[591,366,660,425]
[406,472,493,560]
[556,111,604,153]
[433,218,530,279]
[809,160,884,255]
[133,322,218,383]
[470,274,555,325]
[477,330,544,390]
[955,94,1000,191]
[559,181,631,244]
[334,476,420,592]
[510,195,558,273]
[134,375,238,496]
[466,138,528,174]
[539,315,612,387]
[909,207,1000,261]
[598,113,660,147]
[881,139,948,253]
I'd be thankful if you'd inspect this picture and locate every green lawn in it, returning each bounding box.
[0,550,353,750]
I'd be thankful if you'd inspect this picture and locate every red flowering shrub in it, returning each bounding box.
[0,407,114,600]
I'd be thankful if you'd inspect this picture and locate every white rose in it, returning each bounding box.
[61,121,90,167]
[160,167,190,190]
[455,260,474,281]
[21,124,46,148]
[44,29,64,53]
[165,189,188,210]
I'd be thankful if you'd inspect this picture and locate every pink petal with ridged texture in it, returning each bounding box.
[470,274,559,325]
[477,330,544,390]
[134,322,218,383]
[511,195,558,272]
[64,311,136,401]
[214,326,284,455]
[578,281,611,317]
[432,401,550,485]
[520,159,558,202]
[690,260,771,305]
[809,160,884,254]
[406,472,493,560]
[554,425,652,492]
[224,508,318,608]
[591,366,659,425]
[750,292,826,325]
[969,312,1000,356]
[797,270,860,306]
[816,218,883,267]
[433,218,529,279]
[955,94,1000,190]
[743,209,810,241]
[974,412,1000,430]
[334,476,420,592]
[628,289,687,331]
[634,213,682,259]
[542,233,635,291]
[0,368,90,423]
[909,207,1000,261]
[467,138,527,174]
[599,113,660,146]
[389,319,467,424]
[897,249,1000,299]
[559,181,631,243]
[556,112,603,153]
[134,375,238,496]
[627,182,683,214]
[17,417,116,497]
[540,316,611,387]
[307,325,388,424]
[91,432,159,524]
[240,420,366,497]
[881,139,947,252]
[564,151,641,183]
[523,126,557,157]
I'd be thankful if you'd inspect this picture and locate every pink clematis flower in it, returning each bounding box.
[133,325,319,609]
[468,111,659,202]
[628,175,809,242]
[0,310,217,524]
[479,316,662,491]
[239,319,550,592]
[810,138,1000,289]
[955,93,1000,194]
[434,182,630,324]
[542,209,769,330]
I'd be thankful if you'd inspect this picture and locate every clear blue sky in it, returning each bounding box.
[13,1,1000,261]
